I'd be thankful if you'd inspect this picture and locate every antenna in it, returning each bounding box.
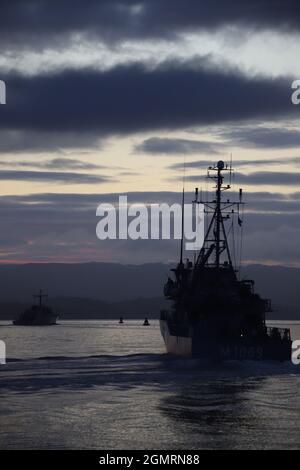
[180,187,185,264]
[229,153,233,185]
[33,289,48,307]
[195,187,198,202]
[179,154,186,264]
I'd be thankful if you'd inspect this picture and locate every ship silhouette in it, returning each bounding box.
[13,289,58,326]
[160,160,292,361]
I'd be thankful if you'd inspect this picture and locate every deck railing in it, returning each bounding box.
[266,327,291,341]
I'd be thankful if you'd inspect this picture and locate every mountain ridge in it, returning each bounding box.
[0,262,298,320]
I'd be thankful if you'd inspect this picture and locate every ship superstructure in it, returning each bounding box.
[160,161,291,360]
[13,289,58,326]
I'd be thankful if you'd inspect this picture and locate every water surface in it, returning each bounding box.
[0,320,299,449]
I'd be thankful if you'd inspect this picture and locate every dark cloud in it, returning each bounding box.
[1,191,186,208]
[0,62,295,140]
[235,171,300,186]
[220,127,300,149]
[0,170,112,184]
[169,156,300,171]
[186,171,300,186]
[0,190,299,264]
[135,137,222,155]
[0,129,103,153]
[4,190,300,211]
[242,225,300,266]
[1,1,300,49]
[0,158,104,171]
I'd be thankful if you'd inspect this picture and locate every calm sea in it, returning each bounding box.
[0,320,300,450]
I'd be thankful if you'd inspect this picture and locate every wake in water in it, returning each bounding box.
[1,352,300,395]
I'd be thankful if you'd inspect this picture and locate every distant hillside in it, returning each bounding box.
[0,262,298,320]
[0,297,169,321]
[240,265,300,308]
[0,262,169,302]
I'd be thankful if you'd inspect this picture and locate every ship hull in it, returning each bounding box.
[160,319,292,361]
[13,315,58,326]
[13,317,57,326]
[13,308,58,326]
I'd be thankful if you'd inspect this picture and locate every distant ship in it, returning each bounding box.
[160,160,292,361]
[13,289,58,326]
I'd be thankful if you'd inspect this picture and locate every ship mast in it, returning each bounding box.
[179,187,185,265]
[33,289,48,307]
[215,161,222,268]
[194,160,242,270]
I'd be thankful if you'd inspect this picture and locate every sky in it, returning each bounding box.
[0,0,300,266]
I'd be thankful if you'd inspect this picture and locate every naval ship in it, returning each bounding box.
[13,289,58,326]
[160,160,292,361]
